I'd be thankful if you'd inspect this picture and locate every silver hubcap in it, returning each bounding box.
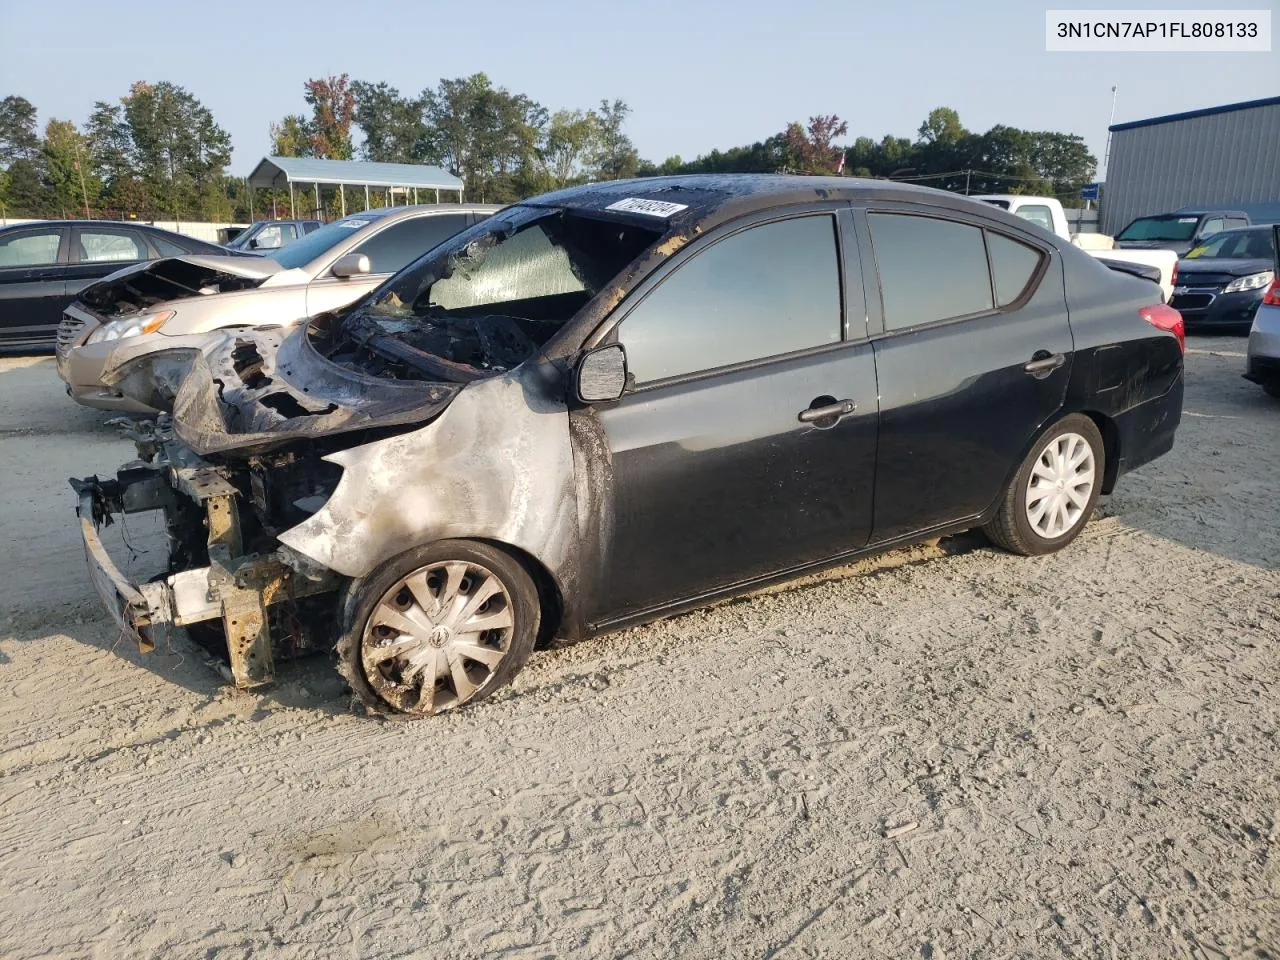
[1025,432,1095,540]
[362,560,514,715]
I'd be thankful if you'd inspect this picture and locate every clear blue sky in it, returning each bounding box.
[1,0,1276,179]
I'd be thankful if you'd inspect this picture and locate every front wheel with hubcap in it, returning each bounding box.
[338,540,541,718]
[983,414,1105,556]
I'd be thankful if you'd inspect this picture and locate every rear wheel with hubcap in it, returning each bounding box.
[338,540,540,718]
[983,414,1105,556]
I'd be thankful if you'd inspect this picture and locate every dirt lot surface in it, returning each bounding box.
[1,341,1277,959]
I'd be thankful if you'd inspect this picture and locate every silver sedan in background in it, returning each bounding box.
[1244,225,1280,399]
[56,204,498,411]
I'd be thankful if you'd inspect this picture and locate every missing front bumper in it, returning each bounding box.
[72,466,340,690]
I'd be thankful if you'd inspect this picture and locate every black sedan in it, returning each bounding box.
[1171,226,1277,331]
[0,220,236,352]
[74,175,1185,717]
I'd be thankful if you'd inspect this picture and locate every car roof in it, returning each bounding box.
[522,174,1040,239]
[1172,208,1250,217]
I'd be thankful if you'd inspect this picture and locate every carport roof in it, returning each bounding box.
[247,156,463,192]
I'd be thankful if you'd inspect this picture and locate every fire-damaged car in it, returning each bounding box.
[73,175,1185,718]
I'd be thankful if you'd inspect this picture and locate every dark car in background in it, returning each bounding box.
[74,175,1185,718]
[0,220,236,352]
[1114,208,1251,256]
[1172,226,1276,331]
[224,219,322,252]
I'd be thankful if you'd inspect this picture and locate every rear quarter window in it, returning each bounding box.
[986,232,1044,306]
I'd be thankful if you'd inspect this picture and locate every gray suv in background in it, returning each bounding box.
[57,204,498,411]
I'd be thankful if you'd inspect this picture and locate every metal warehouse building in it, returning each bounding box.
[1102,95,1280,234]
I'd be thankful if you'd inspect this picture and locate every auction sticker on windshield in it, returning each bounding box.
[605,198,690,217]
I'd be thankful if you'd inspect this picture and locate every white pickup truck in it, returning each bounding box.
[974,195,1176,302]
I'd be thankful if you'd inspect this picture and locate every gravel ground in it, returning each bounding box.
[0,340,1276,959]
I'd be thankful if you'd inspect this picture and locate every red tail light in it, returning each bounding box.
[1264,276,1280,306]
[1140,302,1184,354]
[1170,262,1178,288]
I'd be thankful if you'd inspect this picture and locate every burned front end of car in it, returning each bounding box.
[73,419,350,687]
[69,200,669,701]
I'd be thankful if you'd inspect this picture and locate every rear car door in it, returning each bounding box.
[585,207,880,625]
[0,225,69,350]
[65,226,151,301]
[306,213,473,316]
[862,205,1072,543]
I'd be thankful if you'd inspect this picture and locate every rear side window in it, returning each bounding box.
[619,214,842,384]
[354,214,471,273]
[869,214,992,330]
[987,232,1043,306]
[79,230,147,263]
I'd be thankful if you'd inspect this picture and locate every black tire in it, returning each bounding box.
[337,539,541,719]
[1263,382,1280,399]
[983,414,1105,557]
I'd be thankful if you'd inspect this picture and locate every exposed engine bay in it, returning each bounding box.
[78,255,276,318]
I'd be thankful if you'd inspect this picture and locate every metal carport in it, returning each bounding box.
[246,156,465,219]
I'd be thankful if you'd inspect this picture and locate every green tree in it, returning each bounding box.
[917,106,965,145]
[539,109,600,186]
[421,73,548,202]
[42,119,99,217]
[592,99,638,180]
[0,95,40,166]
[270,114,312,157]
[121,81,232,218]
[352,81,428,162]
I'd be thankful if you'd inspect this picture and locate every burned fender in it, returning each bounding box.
[171,327,460,457]
[277,362,578,589]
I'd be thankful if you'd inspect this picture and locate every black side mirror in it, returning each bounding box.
[576,343,628,403]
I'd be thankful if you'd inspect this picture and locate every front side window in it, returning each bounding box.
[619,215,842,384]
[352,214,471,274]
[78,230,146,263]
[1199,218,1225,238]
[869,213,992,330]
[1015,205,1054,232]
[0,230,61,267]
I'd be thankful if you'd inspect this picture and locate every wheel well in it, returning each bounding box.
[1081,410,1121,493]
[475,539,564,649]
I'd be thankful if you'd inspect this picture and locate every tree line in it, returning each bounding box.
[0,80,1096,223]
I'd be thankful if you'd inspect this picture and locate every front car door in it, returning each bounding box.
[0,225,69,350]
[861,204,1073,543]
[306,213,473,316]
[582,206,880,626]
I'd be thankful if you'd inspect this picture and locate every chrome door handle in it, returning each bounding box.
[798,399,857,425]
[1024,353,1065,377]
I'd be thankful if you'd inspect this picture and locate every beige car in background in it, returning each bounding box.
[56,204,498,412]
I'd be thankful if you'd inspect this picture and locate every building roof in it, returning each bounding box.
[247,156,464,191]
[1109,95,1280,132]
